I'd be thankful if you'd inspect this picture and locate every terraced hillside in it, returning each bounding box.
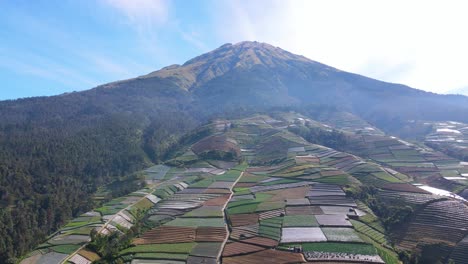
[20,113,468,264]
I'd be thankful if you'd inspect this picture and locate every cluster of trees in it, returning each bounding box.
[287,123,349,151]
[398,243,454,264]
[88,208,148,263]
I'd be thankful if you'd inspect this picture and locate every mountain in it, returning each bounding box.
[2,41,468,262]
[98,41,468,124]
[4,41,468,127]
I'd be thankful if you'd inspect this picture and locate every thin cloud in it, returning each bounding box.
[0,53,98,91]
[81,52,155,77]
[180,30,209,51]
[104,0,170,31]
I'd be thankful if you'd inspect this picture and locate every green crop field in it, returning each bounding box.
[50,244,81,254]
[164,217,225,227]
[351,220,388,245]
[120,243,197,255]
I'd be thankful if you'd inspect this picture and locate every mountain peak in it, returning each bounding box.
[143,41,312,91]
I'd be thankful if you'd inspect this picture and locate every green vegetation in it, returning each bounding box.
[351,219,388,245]
[164,218,225,227]
[226,202,259,214]
[120,243,196,255]
[259,217,283,240]
[313,175,350,185]
[288,125,349,151]
[50,244,81,254]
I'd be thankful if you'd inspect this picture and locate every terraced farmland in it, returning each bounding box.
[21,113,468,263]
[219,116,387,263]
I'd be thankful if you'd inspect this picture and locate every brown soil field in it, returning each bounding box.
[204,195,231,206]
[240,236,278,247]
[229,213,259,227]
[134,226,196,244]
[222,242,265,257]
[195,227,227,242]
[285,205,324,215]
[264,186,310,201]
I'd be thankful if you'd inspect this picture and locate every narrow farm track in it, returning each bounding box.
[60,181,165,264]
[218,171,244,263]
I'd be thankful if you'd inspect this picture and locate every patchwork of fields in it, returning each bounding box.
[20,113,468,264]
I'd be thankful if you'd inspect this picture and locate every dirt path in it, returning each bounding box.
[217,170,244,263]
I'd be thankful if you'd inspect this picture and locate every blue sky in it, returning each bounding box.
[1,0,468,100]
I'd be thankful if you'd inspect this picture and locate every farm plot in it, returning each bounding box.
[282,215,318,227]
[195,227,227,242]
[286,198,310,206]
[300,242,377,255]
[320,206,355,215]
[396,199,468,250]
[164,216,225,228]
[308,195,356,207]
[239,236,278,247]
[321,227,363,242]
[450,235,468,264]
[281,227,327,243]
[120,243,196,255]
[259,217,283,240]
[230,224,259,239]
[189,242,223,258]
[134,226,196,244]
[229,213,259,227]
[351,220,389,246]
[285,205,324,215]
[183,206,224,218]
[315,215,352,227]
[222,242,265,257]
[222,249,306,264]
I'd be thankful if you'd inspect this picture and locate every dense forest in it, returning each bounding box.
[0,92,201,262]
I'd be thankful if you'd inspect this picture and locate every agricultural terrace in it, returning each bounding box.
[218,115,389,263]
[20,149,241,264]
[23,113,468,264]
[114,164,246,264]
[345,131,468,192]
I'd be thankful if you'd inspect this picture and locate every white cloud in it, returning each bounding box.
[103,0,173,61]
[211,0,468,94]
[104,0,170,30]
